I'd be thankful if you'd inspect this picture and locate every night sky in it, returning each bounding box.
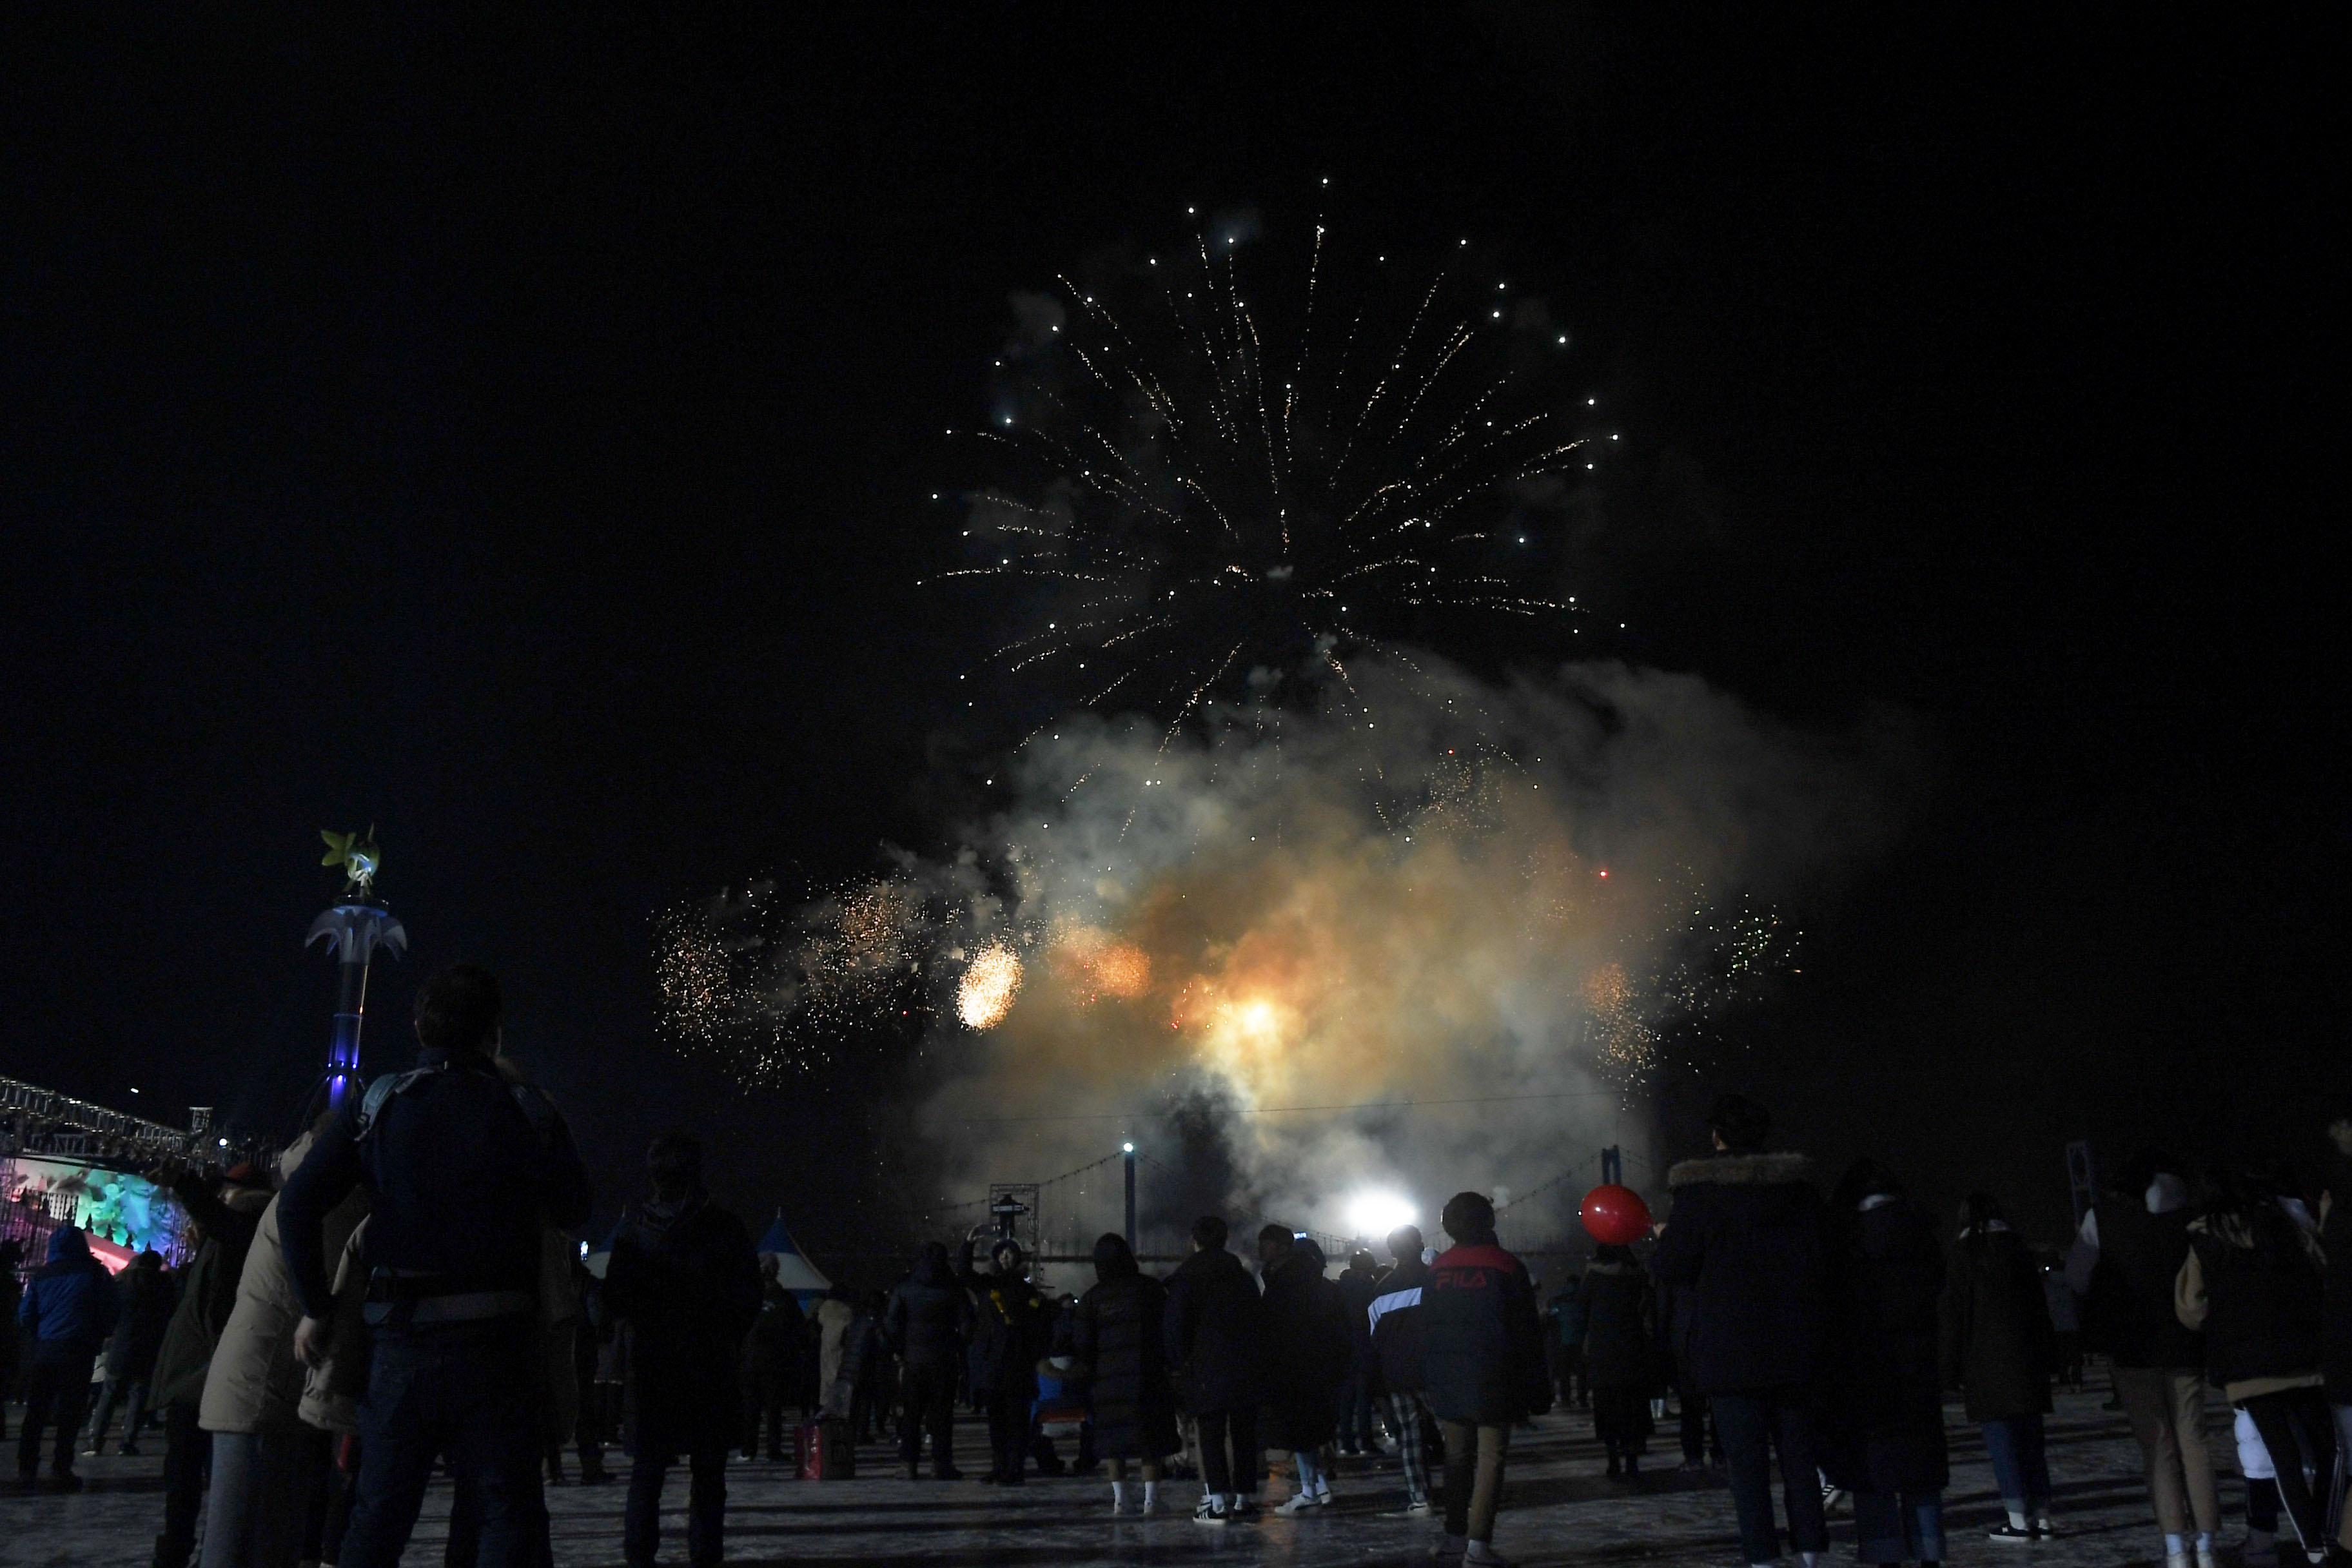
[3,10,2333,1255]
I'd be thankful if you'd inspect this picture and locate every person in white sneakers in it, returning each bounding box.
[1073,1233,1179,1516]
[1162,1216,1266,1525]
[1420,1193,1552,1566]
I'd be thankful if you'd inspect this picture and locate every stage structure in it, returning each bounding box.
[1,1073,215,1272]
[308,828,406,1113]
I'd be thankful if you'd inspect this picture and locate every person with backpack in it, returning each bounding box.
[1421,1191,1551,1567]
[2175,1165,2335,1566]
[2071,1150,2219,1568]
[1652,1093,1834,1568]
[1163,1215,1265,1524]
[1941,1191,2056,1544]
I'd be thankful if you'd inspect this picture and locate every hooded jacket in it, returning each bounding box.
[17,1227,120,1353]
[1420,1238,1551,1425]
[603,1191,762,1454]
[884,1244,970,1371]
[202,1133,370,1434]
[1162,1244,1263,1415]
[1260,1243,1353,1449]
[1652,1150,1830,1394]
[1370,1253,1433,1395]
[1940,1224,2053,1421]
[1575,1257,1658,1392]
[1073,1239,1179,1461]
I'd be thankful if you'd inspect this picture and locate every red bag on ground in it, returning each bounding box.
[794,1418,856,1480]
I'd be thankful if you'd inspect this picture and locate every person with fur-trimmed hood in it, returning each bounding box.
[1420,1191,1550,1567]
[1652,1093,1832,1568]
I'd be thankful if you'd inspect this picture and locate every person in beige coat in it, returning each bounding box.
[199,1130,368,1568]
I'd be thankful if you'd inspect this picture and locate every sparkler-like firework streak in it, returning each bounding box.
[938,211,1610,750]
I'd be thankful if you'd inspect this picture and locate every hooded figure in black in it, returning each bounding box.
[958,1235,1049,1484]
[1258,1228,1351,1509]
[884,1241,971,1478]
[1823,1161,1948,1567]
[1074,1233,1179,1513]
[1940,1191,2055,1542]
[1163,1215,1264,1519]
[739,1254,806,1462]
[604,1132,761,1568]
[1577,1243,1658,1478]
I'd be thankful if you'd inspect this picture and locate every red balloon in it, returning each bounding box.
[1579,1183,1652,1246]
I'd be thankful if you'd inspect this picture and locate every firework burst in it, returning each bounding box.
[937,209,1613,749]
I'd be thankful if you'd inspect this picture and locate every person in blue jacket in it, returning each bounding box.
[16,1225,121,1491]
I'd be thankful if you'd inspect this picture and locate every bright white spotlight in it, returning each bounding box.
[1345,1190,1418,1240]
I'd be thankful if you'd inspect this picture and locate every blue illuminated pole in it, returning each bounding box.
[1122,1141,1137,1250]
[308,830,406,1112]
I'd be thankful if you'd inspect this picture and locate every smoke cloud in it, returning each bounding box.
[908,651,1912,1255]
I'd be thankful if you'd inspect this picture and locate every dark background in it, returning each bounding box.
[3,9,2335,1255]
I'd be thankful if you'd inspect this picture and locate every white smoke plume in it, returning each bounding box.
[901,651,1911,1255]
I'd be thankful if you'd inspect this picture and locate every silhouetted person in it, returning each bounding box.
[1823,1161,1947,1568]
[1259,1227,1351,1513]
[1164,1215,1264,1523]
[884,1241,970,1478]
[280,963,593,1568]
[1075,1232,1179,1513]
[604,1132,760,1568]
[958,1235,1049,1484]
[741,1255,806,1463]
[15,1225,119,1490]
[1578,1243,1657,1480]
[1653,1093,1832,1568]
[2176,1166,2333,1565]
[1371,1224,1436,1513]
[1941,1191,2057,1543]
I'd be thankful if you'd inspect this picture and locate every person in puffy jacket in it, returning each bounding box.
[1164,1215,1264,1522]
[883,1241,970,1478]
[1941,1191,2056,1544]
[1074,1232,1178,1514]
[1577,1244,1658,1480]
[1420,1191,1549,1565]
[1371,1224,1436,1513]
[1259,1229,1351,1514]
[86,1250,175,1456]
[1652,1093,1831,1568]
[15,1225,121,1490]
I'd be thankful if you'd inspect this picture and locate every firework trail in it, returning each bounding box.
[937,209,1614,756]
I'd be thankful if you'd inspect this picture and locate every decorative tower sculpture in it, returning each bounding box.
[307,828,406,1112]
